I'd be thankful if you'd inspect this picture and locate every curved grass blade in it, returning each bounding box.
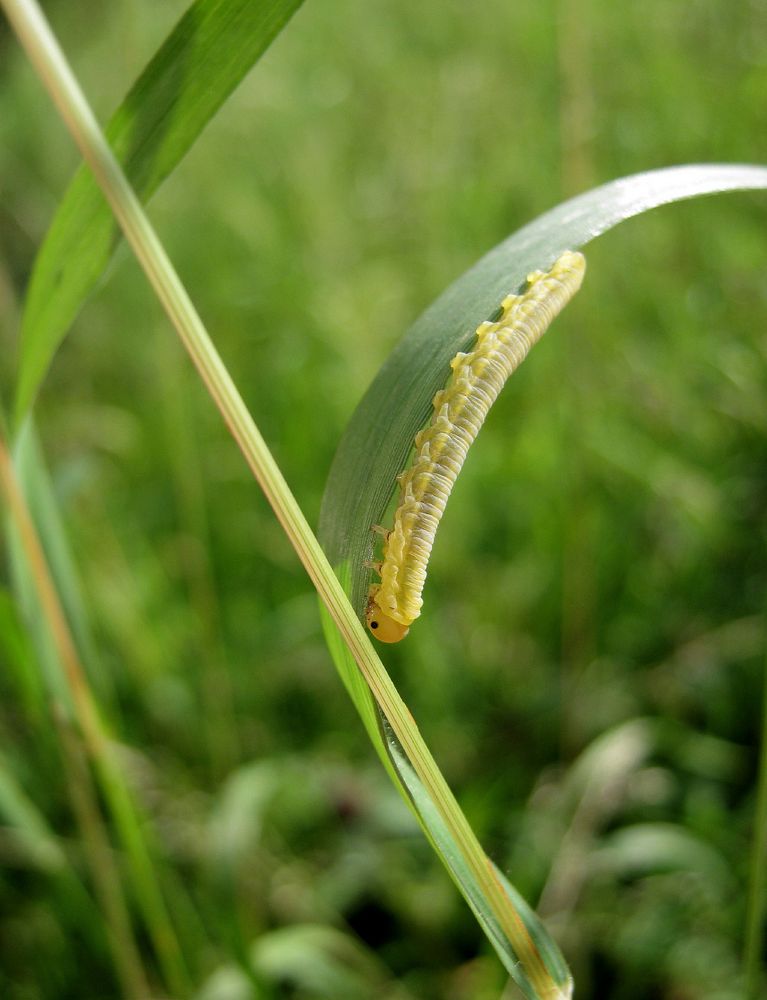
[319,164,767,997]
[319,164,767,622]
[15,0,305,421]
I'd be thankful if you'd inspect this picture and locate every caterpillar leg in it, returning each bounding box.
[366,526,388,582]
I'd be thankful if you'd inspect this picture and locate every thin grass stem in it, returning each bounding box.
[54,707,150,1000]
[0,1,567,995]
[744,616,767,999]
[0,431,190,996]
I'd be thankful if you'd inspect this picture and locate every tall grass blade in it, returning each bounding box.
[744,624,767,999]
[0,427,190,996]
[0,585,48,723]
[15,0,305,420]
[0,582,149,997]
[318,164,767,997]
[11,420,105,697]
[2,0,577,992]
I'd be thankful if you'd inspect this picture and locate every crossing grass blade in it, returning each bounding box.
[15,0,306,421]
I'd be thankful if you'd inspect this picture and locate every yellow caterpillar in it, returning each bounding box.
[366,250,586,642]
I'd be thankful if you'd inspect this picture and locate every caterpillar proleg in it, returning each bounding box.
[365,250,586,642]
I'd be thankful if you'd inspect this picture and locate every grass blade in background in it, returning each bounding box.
[0,750,67,874]
[15,0,305,420]
[11,420,105,698]
[0,426,190,996]
[745,636,767,1000]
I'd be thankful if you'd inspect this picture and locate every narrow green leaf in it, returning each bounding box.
[0,750,66,872]
[0,586,49,723]
[252,925,409,999]
[320,165,767,621]
[594,823,731,880]
[319,164,767,998]
[16,0,305,420]
[11,420,105,698]
[381,715,573,997]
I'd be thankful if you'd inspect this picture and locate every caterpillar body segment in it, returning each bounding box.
[365,250,586,642]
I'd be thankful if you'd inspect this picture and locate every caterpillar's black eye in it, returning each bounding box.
[370,620,379,629]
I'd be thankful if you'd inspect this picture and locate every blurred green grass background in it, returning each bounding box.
[1,0,767,997]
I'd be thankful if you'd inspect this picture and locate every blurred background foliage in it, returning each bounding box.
[1,0,767,997]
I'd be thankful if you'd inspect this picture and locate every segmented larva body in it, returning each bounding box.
[366,250,586,643]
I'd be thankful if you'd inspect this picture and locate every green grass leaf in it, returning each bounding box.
[318,164,767,999]
[15,0,305,421]
[10,421,104,697]
[319,165,767,621]
[0,750,66,874]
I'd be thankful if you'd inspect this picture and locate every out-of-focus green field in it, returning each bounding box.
[1,1,767,998]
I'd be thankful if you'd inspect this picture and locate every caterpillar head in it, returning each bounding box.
[365,589,409,643]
